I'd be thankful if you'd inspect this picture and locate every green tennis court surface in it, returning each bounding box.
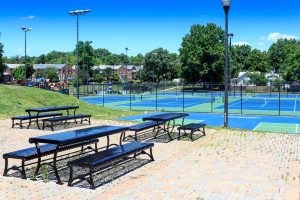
[254,122,300,133]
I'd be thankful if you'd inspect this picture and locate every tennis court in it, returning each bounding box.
[216,98,300,112]
[118,112,300,134]
[81,95,136,104]
[118,97,212,108]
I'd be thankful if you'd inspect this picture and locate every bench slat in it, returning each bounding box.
[68,142,154,168]
[42,114,91,122]
[129,121,163,132]
[12,113,63,120]
[178,122,206,130]
[3,138,99,160]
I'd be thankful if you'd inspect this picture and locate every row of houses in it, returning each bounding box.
[3,64,143,83]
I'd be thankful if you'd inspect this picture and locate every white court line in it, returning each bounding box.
[253,122,262,131]
[294,100,297,112]
[228,99,249,108]
[260,101,268,108]
[296,124,299,133]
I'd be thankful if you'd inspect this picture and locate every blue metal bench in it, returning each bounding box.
[42,114,91,131]
[177,122,206,141]
[3,138,99,179]
[11,113,63,129]
[67,141,154,189]
[126,121,164,141]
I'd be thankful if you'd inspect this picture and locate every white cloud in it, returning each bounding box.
[266,32,298,42]
[259,36,265,41]
[16,48,23,52]
[233,41,250,46]
[22,15,35,20]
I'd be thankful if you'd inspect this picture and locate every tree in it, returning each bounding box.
[0,43,7,82]
[35,67,59,82]
[248,72,267,85]
[75,41,95,83]
[102,67,113,81]
[268,39,300,72]
[231,44,252,77]
[179,23,224,83]
[143,48,175,82]
[94,73,104,83]
[12,65,34,80]
[282,47,300,82]
[36,54,47,64]
[246,49,269,72]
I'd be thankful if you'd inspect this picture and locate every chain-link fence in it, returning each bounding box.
[79,82,300,117]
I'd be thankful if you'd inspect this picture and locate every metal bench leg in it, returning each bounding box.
[135,131,138,141]
[203,127,206,136]
[106,135,110,150]
[3,158,8,176]
[51,122,54,131]
[12,119,15,128]
[119,132,125,145]
[149,148,154,161]
[88,117,91,125]
[21,160,26,179]
[95,143,98,152]
[89,169,95,190]
[67,166,74,186]
[42,121,45,130]
[190,130,194,141]
[178,130,181,140]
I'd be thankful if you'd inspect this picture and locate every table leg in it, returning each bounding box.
[53,147,63,184]
[27,111,32,129]
[166,120,175,140]
[106,135,110,150]
[36,112,41,130]
[33,143,42,178]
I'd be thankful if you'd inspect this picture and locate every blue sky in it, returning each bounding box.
[1,0,300,57]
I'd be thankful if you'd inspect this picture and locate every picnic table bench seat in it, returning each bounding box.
[67,141,154,189]
[177,122,206,141]
[42,114,91,131]
[3,138,99,179]
[11,113,63,129]
[126,121,164,141]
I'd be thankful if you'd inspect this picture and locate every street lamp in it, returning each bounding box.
[21,27,32,85]
[125,47,130,81]
[69,9,91,99]
[222,0,231,127]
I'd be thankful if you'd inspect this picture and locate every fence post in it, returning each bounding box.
[211,83,213,113]
[102,84,105,107]
[155,83,158,111]
[240,84,243,114]
[183,82,185,112]
[279,84,281,116]
[129,83,132,111]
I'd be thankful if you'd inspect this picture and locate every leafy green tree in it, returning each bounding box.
[0,43,7,82]
[282,47,300,82]
[268,39,300,72]
[143,48,175,82]
[36,54,47,64]
[248,72,267,85]
[179,23,224,83]
[102,67,113,81]
[94,73,104,83]
[246,49,269,72]
[231,44,252,77]
[12,65,34,80]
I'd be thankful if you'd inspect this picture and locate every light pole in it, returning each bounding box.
[222,0,231,127]
[21,27,32,85]
[125,47,130,82]
[69,9,91,99]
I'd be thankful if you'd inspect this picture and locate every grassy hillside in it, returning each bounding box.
[0,84,138,119]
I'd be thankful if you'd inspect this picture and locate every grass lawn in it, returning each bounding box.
[0,84,139,119]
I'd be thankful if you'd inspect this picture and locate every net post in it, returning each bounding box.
[129,83,132,111]
[155,83,158,111]
[183,82,185,112]
[279,84,281,116]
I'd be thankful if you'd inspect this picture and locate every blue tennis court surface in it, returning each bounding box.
[118,97,212,108]
[81,95,136,104]
[216,99,300,112]
[118,112,300,134]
